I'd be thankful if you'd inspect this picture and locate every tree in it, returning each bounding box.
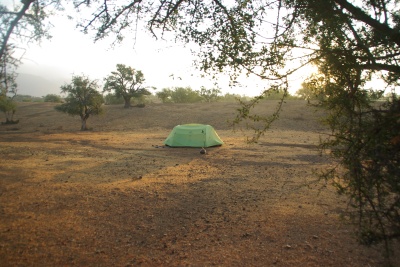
[103,64,151,108]
[0,68,17,124]
[199,87,221,103]
[104,93,124,105]
[44,94,62,103]
[220,93,249,102]
[55,75,104,131]
[0,45,18,97]
[156,88,173,103]
[0,95,17,124]
[170,87,203,103]
[296,76,328,103]
[75,0,400,256]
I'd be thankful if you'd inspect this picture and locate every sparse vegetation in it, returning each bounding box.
[199,87,222,102]
[55,75,104,131]
[0,95,17,124]
[155,87,249,103]
[170,87,203,103]
[44,94,62,103]
[219,93,250,102]
[103,64,151,108]
[104,93,124,105]
[155,88,173,103]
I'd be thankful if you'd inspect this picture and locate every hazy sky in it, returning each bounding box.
[15,11,268,97]
[18,16,211,94]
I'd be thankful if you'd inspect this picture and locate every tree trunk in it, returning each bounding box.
[124,96,131,108]
[81,118,88,131]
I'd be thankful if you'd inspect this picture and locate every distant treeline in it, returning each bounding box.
[104,86,302,105]
[13,88,397,105]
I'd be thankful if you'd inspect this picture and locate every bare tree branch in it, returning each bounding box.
[0,0,35,60]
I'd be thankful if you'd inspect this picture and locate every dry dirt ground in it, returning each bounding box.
[0,101,398,266]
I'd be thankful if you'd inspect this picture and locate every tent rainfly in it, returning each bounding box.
[164,124,224,147]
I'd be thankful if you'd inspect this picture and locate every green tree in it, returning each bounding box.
[44,94,62,103]
[0,46,18,98]
[296,83,315,103]
[77,1,400,256]
[220,93,248,102]
[170,87,203,103]
[296,76,328,103]
[0,95,17,124]
[55,75,104,131]
[156,88,173,103]
[0,66,17,124]
[104,93,124,105]
[199,87,221,102]
[103,64,151,108]
[0,72,17,124]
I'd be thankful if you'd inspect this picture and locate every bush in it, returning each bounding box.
[170,87,203,103]
[44,94,62,103]
[0,96,18,123]
[156,88,173,103]
[320,90,400,255]
[104,93,124,105]
[220,93,250,102]
[199,87,222,102]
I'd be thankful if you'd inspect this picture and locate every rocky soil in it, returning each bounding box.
[0,101,398,266]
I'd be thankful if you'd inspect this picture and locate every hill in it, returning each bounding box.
[15,73,62,97]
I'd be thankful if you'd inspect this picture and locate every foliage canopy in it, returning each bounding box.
[103,64,151,108]
[55,75,104,131]
[0,94,17,124]
[44,94,62,103]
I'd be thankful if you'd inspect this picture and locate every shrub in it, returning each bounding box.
[170,87,203,103]
[44,94,62,103]
[104,93,124,105]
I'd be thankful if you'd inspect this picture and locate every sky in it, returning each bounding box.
[17,15,221,96]
[12,3,311,98]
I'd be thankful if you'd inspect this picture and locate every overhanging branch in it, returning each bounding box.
[334,0,400,47]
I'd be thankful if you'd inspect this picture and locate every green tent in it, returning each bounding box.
[164,124,224,147]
